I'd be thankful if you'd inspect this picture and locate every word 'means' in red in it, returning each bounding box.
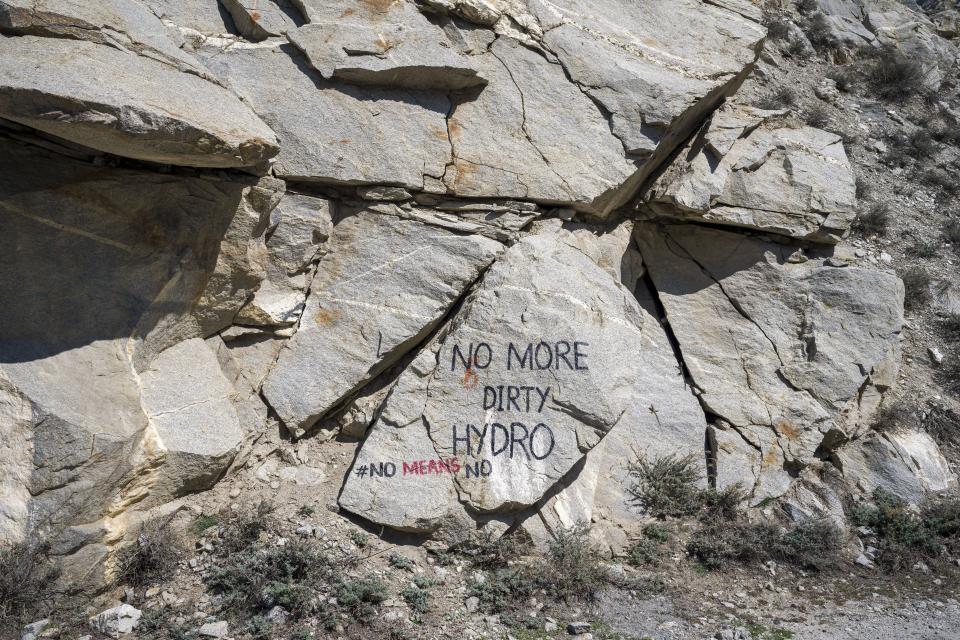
[402,458,461,476]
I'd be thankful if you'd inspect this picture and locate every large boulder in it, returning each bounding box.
[262,211,504,437]
[635,222,904,504]
[0,35,279,168]
[0,139,277,550]
[339,222,683,531]
[644,105,857,243]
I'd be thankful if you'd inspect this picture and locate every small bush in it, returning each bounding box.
[944,220,960,244]
[688,519,841,570]
[537,524,609,601]
[190,514,219,535]
[627,538,661,567]
[907,239,939,258]
[296,504,316,517]
[333,576,389,620]
[764,17,792,41]
[348,530,369,549]
[873,403,910,432]
[401,585,430,614]
[388,553,414,571]
[940,313,960,341]
[0,540,58,629]
[446,529,528,570]
[805,104,831,128]
[115,519,182,588]
[853,202,890,236]
[866,46,928,101]
[901,266,932,310]
[804,13,840,52]
[220,501,273,554]
[852,488,960,569]
[758,86,798,110]
[628,454,704,518]
[796,0,817,14]
[208,539,328,619]
[829,68,855,93]
[923,169,959,195]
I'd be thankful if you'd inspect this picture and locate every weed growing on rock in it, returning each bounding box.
[805,104,831,129]
[804,13,840,52]
[758,86,798,110]
[388,553,415,571]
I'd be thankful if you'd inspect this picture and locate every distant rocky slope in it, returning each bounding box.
[0,0,956,590]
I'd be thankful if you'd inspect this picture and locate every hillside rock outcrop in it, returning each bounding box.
[0,0,954,589]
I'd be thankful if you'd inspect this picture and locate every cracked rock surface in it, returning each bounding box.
[0,0,954,595]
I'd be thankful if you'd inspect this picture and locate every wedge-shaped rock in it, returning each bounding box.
[517,226,708,551]
[197,41,450,188]
[0,36,279,168]
[288,0,485,90]
[236,193,333,327]
[339,223,663,531]
[139,338,245,502]
[219,0,302,41]
[526,0,765,214]
[0,0,212,78]
[444,37,637,212]
[262,212,503,437]
[636,223,904,501]
[645,106,857,243]
[835,430,956,504]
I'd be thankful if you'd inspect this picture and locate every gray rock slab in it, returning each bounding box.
[645,105,857,243]
[835,430,957,504]
[139,338,244,502]
[196,40,452,189]
[0,0,212,79]
[262,211,503,437]
[443,36,637,212]
[287,0,486,90]
[236,193,333,327]
[0,35,279,168]
[636,222,904,494]
[0,139,277,544]
[339,223,668,530]
[219,0,302,40]
[526,0,766,214]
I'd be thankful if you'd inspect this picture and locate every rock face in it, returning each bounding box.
[262,211,503,437]
[643,105,857,242]
[338,223,698,531]
[1,0,955,591]
[0,36,279,168]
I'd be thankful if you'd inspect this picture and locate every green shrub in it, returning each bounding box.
[333,576,389,620]
[626,538,661,567]
[907,239,938,258]
[208,539,328,619]
[388,553,415,571]
[538,524,609,601]
[851,488,949,570]
[219,501,273,554]
[688,519,841,570]
[448,529,528,570]
[401,585,431,614]
[829,68,856,93]
[627,454,704,518]
[805,104,831,128]
[190,514,219,535]
[804,13,840,52]
[348,530,369,549]
[757,86,798,110]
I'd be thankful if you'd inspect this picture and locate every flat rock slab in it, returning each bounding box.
[635,222,904,502]
[197,41,451,189]
[443,36,637,212]
[645,105,857,243]
[0,35,279,167]
[527,0,765,214]
[339,223,664,531]
[262,211,503,437]
[0,0,212,78]
[219,0,302,41]
[288,0,486,90]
